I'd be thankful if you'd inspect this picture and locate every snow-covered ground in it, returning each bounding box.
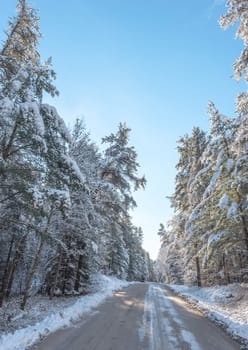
[169,283,248,348]
[0,274,131,350]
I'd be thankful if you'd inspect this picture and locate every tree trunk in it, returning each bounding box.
[74,254,83,292]
[49,252,62,299]
[222,253,230,285]
[0,236,14,306]
[62,257,69,295]
[195,256,201,287]
[20,209,53,310]
[74,242,86,292]
[0,234,27,306]
[2,120,18,161]
[236,192,248,253]
[238,252,243,282]
[20,239,44,310]
[241,214,248,252]
[61,236,73,295]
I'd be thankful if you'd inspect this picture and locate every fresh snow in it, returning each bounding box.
[0,274,131,350]
[63,154,86,184]
[169,283,248,347]
[207,231,228,250]
[226,158,234,172]
[227,201,239,220]
[41,104,71,142]
[219,193,229,210]
[139,284,201,350]
[204,165,222,197]
[11,80,22,92]
[0,97,14,117]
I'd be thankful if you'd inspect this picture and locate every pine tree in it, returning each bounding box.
[0,0,84,308]
[0,1,152,308]
[46,119,102,296]
[101,123,146,278]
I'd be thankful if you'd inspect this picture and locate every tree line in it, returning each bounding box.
[0,0,156,310]
[157,0,248,286]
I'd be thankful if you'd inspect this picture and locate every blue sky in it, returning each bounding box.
[0,0,245,259]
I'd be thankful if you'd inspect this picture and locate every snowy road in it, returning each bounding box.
[33,283,240,350]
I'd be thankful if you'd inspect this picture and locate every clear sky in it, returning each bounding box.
[0,0,245,259]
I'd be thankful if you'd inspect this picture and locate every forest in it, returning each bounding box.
[1,0,248,314]
[0,0,156,310]
[157,0,248,287]
[0,1,248,349]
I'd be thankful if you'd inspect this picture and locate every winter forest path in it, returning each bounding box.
[33,283,240,350]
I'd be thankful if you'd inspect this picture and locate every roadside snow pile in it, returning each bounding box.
[0,274,131,350]
[169,283,248,347]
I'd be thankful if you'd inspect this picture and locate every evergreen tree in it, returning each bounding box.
[0,1,153,309]
[0,0,84,308]
[101,123,146,278]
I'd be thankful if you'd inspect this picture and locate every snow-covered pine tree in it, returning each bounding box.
[101,123,146,278]
[219,1,248,256]
[0,0,152,307]
[220,0,248,113]
[156,218,184,284]
[0,0,85,308]
[170,127,207,284]
[231,115,248,254]
[45,119,102,296]
[126,226,145,281]
[0,0,54,306]
[156,0,248,286]
[219,0,248,258]
[157,223,166,240]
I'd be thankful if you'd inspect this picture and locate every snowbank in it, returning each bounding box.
[169,283,248,347]
[0,274,131,350]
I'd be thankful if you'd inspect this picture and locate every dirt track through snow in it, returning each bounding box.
[33,283,240,350]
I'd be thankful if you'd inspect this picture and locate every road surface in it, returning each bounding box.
[33,283,240,350]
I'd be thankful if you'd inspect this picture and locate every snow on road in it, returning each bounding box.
[139,284,201,350]
[169,283,248,348]
[139,284,240,350]
[0,281,243,350]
